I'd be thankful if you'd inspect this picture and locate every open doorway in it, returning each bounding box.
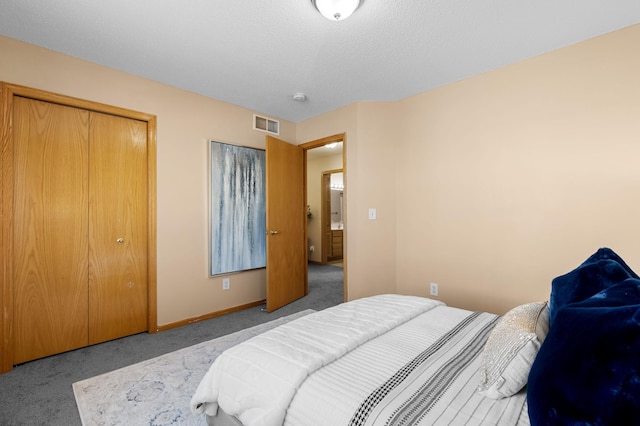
[322,170,343,265]
[302,135,346,302]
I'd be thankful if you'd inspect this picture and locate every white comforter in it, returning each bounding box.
[190,294,444,426]
[284,306,529,426]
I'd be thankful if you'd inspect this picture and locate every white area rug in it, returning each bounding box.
[73,310,315,426]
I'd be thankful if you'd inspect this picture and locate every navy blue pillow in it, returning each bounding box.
[549,248,638,327]
[528,279,640,425]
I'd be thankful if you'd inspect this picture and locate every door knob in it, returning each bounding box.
[116,237,125,244]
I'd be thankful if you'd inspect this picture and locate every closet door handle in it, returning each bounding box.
[268,230,279,235]
[116,238,125,244]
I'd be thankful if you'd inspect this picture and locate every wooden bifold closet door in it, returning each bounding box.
[13,97,90,363]
[11,95,149,365]
[88,111,148,345]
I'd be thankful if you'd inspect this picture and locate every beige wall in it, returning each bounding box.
[394,24,640,314]
[299,24,640,314]
[3,23,639,326]
[0,35,296,326]
[297,101,402,300]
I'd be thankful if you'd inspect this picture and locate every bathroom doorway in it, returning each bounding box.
[321,170,343,264]
[303,134,345,301]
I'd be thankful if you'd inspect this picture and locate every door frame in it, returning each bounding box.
[0,82,158,373]
[300,133,347,301]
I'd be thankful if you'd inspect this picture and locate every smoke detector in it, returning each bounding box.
[292,92,307,102]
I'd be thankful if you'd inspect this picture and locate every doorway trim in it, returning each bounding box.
[300,133,347,301]
[0,82,158,373]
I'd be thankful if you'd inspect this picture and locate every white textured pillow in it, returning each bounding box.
[477,301,549,399]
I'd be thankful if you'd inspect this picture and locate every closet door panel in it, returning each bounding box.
[13,97,90,364]
[88,112,148,344]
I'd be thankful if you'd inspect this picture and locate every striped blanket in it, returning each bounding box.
[284,305,529,426]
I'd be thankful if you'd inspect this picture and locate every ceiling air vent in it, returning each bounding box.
[253,114,279,135]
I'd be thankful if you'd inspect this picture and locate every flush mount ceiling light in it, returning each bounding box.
[311,0,361,21]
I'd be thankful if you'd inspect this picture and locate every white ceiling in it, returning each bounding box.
[1,1,639,123]
[307,141,343,160]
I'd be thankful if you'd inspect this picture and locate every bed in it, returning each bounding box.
[191,248,640,425]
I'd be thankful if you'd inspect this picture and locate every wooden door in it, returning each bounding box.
[265,136,307,311]
[88,112,148,344]
[12,97,90,364]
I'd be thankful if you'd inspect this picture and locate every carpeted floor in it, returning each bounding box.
[73,310,315,426]
[0,263,343,425]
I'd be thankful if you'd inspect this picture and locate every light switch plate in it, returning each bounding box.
[368,208,377,220]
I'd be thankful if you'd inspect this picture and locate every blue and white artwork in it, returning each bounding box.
[210,141,266,275]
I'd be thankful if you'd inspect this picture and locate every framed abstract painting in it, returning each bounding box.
[209,141,266,276]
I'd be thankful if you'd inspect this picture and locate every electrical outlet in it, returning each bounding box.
[222,278,230,290]
[430,282,439,297]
